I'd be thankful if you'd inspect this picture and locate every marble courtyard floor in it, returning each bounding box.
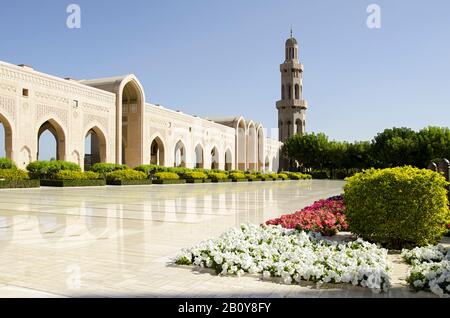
[0,180,442,298]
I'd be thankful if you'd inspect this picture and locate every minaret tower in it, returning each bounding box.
[276,30,308,169]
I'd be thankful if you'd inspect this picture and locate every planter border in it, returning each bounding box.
[107,179,153,186]
[0,179,40,189]
[40,179,106,187]
[152,179,187,185]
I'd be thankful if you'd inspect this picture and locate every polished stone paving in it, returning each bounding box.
[0,180,441,298]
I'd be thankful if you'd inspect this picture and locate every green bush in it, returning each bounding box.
[166,167,189,175]
[91,163,128,174]
[344,166,450,249]
[310,170,330,179]
[281,171,312,180]
[154,172,180,180]
[229,172,246,180]
[135,164,168,175]
[0,169,29,181]
[208,172,228,181]
[0,158,16,169]
[267,173,279,180]
[55,170,101,180]
[106,169,147,182]
[245,174,257,180]
[278,173,289,180]
[27,160,81,179]
[182,171,208,180]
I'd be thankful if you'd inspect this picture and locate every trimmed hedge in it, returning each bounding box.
[229,172,246,181]
[278,173,289,180]
[0,169,29,181]
[106,169,147,183]
[281,171,313,180]
[40,179,106,187]
[182,171,208,181]
[154,172,180,180]
[0,158,16,169]
[90,163,128,174]
[153,179,186,184]
[55,170,101,180]
[344,166,450,249]
[208,172,228,182]
[107,179,153,186]
[27,161,81,179]
[135,164,168,176]
[0,179,40,189]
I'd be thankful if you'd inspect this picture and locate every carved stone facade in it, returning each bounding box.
[0,60,282,171]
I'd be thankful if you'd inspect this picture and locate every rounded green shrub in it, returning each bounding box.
[106,169,147,182]
[182,171,207,180]
[154,172,180,180]
[278,173,289,180]
[0,169,29,181]
[55,170,100,180]
[0,158,16,170]
[27,160,81,179]
[90,163,128,174]
[229,172,246,180]
[344,166,450,249]
[135,164,168,176]
[245,174,257,180]
[208,172,228,181]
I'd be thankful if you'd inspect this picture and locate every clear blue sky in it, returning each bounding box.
[1,0,450,158]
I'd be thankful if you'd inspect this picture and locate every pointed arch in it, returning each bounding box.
[194,143,204,169]
[236,117,246,170]
[0,113,13,159]
[37,118,66,161]
[84,125,107,171]
[295,84,300,100]
[210,146,220,170]
[246,121,257,171]
[257,125,265,171]
[225,148,233,171]
[150,135,165,166]
[174,140,186,167]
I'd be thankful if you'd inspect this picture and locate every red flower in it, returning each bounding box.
[265,196,348,236]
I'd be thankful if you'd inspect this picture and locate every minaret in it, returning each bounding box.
[276,31,308,170]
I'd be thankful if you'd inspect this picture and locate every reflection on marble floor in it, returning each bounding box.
[0,180,369,297]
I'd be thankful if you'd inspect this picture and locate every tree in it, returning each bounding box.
[416,126,450,168]
[283,133,330,171]
[371,127,419,168]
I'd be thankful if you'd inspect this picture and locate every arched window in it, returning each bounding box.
[287,85,292,99]
[296,119,302,135]
[281,85,285,100]
[211,147,219,170]
[295,84,300,100]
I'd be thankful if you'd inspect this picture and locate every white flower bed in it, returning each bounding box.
[401,244,449,265]
[403,245,450,297]
[175,224,391,293]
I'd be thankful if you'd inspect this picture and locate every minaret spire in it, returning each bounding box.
[290,27,293,38]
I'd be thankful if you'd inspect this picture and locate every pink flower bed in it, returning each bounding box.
[266,195,348,236]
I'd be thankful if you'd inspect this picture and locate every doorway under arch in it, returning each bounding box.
[225,149,232,171]
[237,119,246,170]
[194,144,204,169]
[37,119,66,161]
[84,127,107,171]
[210,147,219,170]
[150,136,165,166]
[174,140,186,167]
[0,114,12,159]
